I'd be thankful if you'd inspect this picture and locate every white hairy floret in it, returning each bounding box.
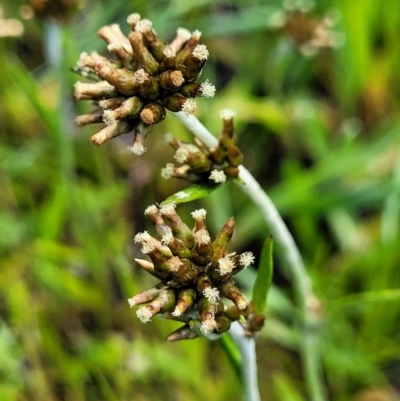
[194,229,211,245]
[161,229,174,245]
[191,209,207,219]
[136,306,153,323]
[168,257,181,272]
[144,204,158,216]
[192,44,209,60]
[161,163,175,179]
[220,109,236,120]
[174,147,189,163]
[134,68,149,83]
[127,13,141,26]
[77,52,90,68]
[127,143,147,156]
[171,308,182,317]
[134,232,155,253]
[199,80,216,98]
[102,110,116,125]
[134,231,151,243]
[240,252,255,267]
[107,43,119,53]
[218,256,235,275]
[135,18,152,33]
[203,287,220,303]
[159,203,176,215]
[141,242,155,254]
[209,169,227,183]
[163,47,176,58]
[200,318,217,335]
[237,299,247,310]
[181,98,197,115]
[192,29,202,39]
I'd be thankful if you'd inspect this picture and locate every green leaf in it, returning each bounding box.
[252,236,274,314]
[160,184,218,206]
[219,333,242,380]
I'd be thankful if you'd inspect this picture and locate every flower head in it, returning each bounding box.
[73,16,215,154]
[127,206,258,340]
[163,111,243,184]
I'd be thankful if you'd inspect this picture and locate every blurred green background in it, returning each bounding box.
[1,0,400,400]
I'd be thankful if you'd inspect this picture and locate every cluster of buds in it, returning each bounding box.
[162,109,243,184]
[128,204,256,341]
[272,0,343,56]
[73,15,216,155]
[27,0,79,22]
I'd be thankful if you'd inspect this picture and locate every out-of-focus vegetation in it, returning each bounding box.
[1,0,400,400]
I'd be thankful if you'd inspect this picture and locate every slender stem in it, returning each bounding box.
[230,323,260,401]
[172,111,327,401]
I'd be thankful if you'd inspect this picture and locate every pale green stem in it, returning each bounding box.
[230,322,260,401]
[172,111,327,401]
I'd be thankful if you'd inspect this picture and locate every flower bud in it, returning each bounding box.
[74,81,119,100]
[163,93,190,112]
[162,234,192,259]
[134,258,160,279]
[224,166,240,180]
[97,24,129,47]
[166,257,198,286]
[94,62,140,95]
[218,278,247,310]
[175,30,202,64]
[159,204,194,248]
[221,305,241,321]
[98,97,126,110]
[127,283,166,307]
[178,55,205,82]
[128,31,159,76]
[226,144,243,167]
[135,19,167,62]
[210,217,235,259]
[214,314,232,333]
[159,70,185,91]
[134,70,160,100]
[219,109,237,145]
[159,47,177,71]
[75,109,104,126]
[172,288,196,316]
[103,96,144,125]
[139,103,166,125]
[208,146,226,165]
[169,27,191,53]
[136,288,177,323]
[90,120,134,146]
[144,204,171,237]
[107,42,135,69]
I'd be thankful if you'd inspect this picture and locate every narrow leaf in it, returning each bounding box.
[219,333,242,380]
[160,184,218,206]
[252,236,274,314]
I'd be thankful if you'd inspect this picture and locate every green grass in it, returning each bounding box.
[1,0,400,400]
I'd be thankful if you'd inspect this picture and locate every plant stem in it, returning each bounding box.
[230,322,260,401]
[172,111,327,401]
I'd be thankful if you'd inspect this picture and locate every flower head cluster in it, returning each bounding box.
[73,15,215,155]
[161,109,243,183]
[274,1,343,56]
[128,205,255,341]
